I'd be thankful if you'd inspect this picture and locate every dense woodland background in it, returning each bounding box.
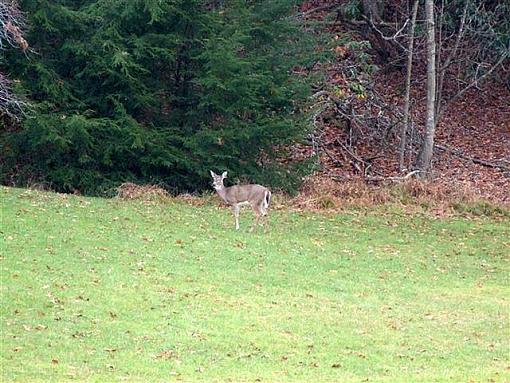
[1,0,509,200]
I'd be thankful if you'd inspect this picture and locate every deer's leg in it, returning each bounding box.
[232,204,240,230]
[260,206,269,232]
[250,204,261,232]
[262,211,269,232]
[250,214,260,232]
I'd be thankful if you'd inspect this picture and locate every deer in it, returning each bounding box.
[209,170,271,232]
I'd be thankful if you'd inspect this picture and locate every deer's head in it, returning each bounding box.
[210,170,227,191]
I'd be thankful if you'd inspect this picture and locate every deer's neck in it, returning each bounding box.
[215,186,230,205]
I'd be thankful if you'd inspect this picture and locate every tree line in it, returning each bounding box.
[1,0,316,195]
[1,0,508,195]
[306,0,509,178]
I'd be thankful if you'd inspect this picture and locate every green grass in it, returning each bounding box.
[1,186,509,382]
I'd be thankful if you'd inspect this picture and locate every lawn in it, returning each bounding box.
[1,186,509,382]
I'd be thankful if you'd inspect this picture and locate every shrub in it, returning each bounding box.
[1,0,317,195]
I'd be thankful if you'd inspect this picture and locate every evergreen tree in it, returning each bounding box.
[1,0,317,194]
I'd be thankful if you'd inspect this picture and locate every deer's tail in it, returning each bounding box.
[263,190,271,210]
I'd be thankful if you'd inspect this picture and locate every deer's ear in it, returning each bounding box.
[222,171,228,178]
[209,170,216,177]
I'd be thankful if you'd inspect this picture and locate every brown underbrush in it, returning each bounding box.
[114,178,508,218]
[290,175,509,217]
[116,182,169,200]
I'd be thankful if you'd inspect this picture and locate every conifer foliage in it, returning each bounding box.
[1,0,315,194]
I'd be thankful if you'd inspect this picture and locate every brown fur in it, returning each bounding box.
[210,171,271,231]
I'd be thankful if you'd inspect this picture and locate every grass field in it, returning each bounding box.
[1,186,509,382]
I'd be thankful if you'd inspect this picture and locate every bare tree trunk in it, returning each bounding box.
[399,0,419,171]
[361,0,393,62]
[362,0,384,23]
[415,0,436,176]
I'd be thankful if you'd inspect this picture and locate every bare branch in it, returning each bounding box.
[0,0,29,119]
[436,0,468,118]
[297,3,340,19]
[0,73,28,120]
[437,50,508,120]
[0,0,28,50]
[362,14,409,42]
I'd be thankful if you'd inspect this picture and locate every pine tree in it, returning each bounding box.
[1,0,316,194]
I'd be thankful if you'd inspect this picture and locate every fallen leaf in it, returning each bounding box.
[155,349,175,359]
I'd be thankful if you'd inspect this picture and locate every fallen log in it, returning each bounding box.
[329,170,421,184]
[434,144,510,172]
